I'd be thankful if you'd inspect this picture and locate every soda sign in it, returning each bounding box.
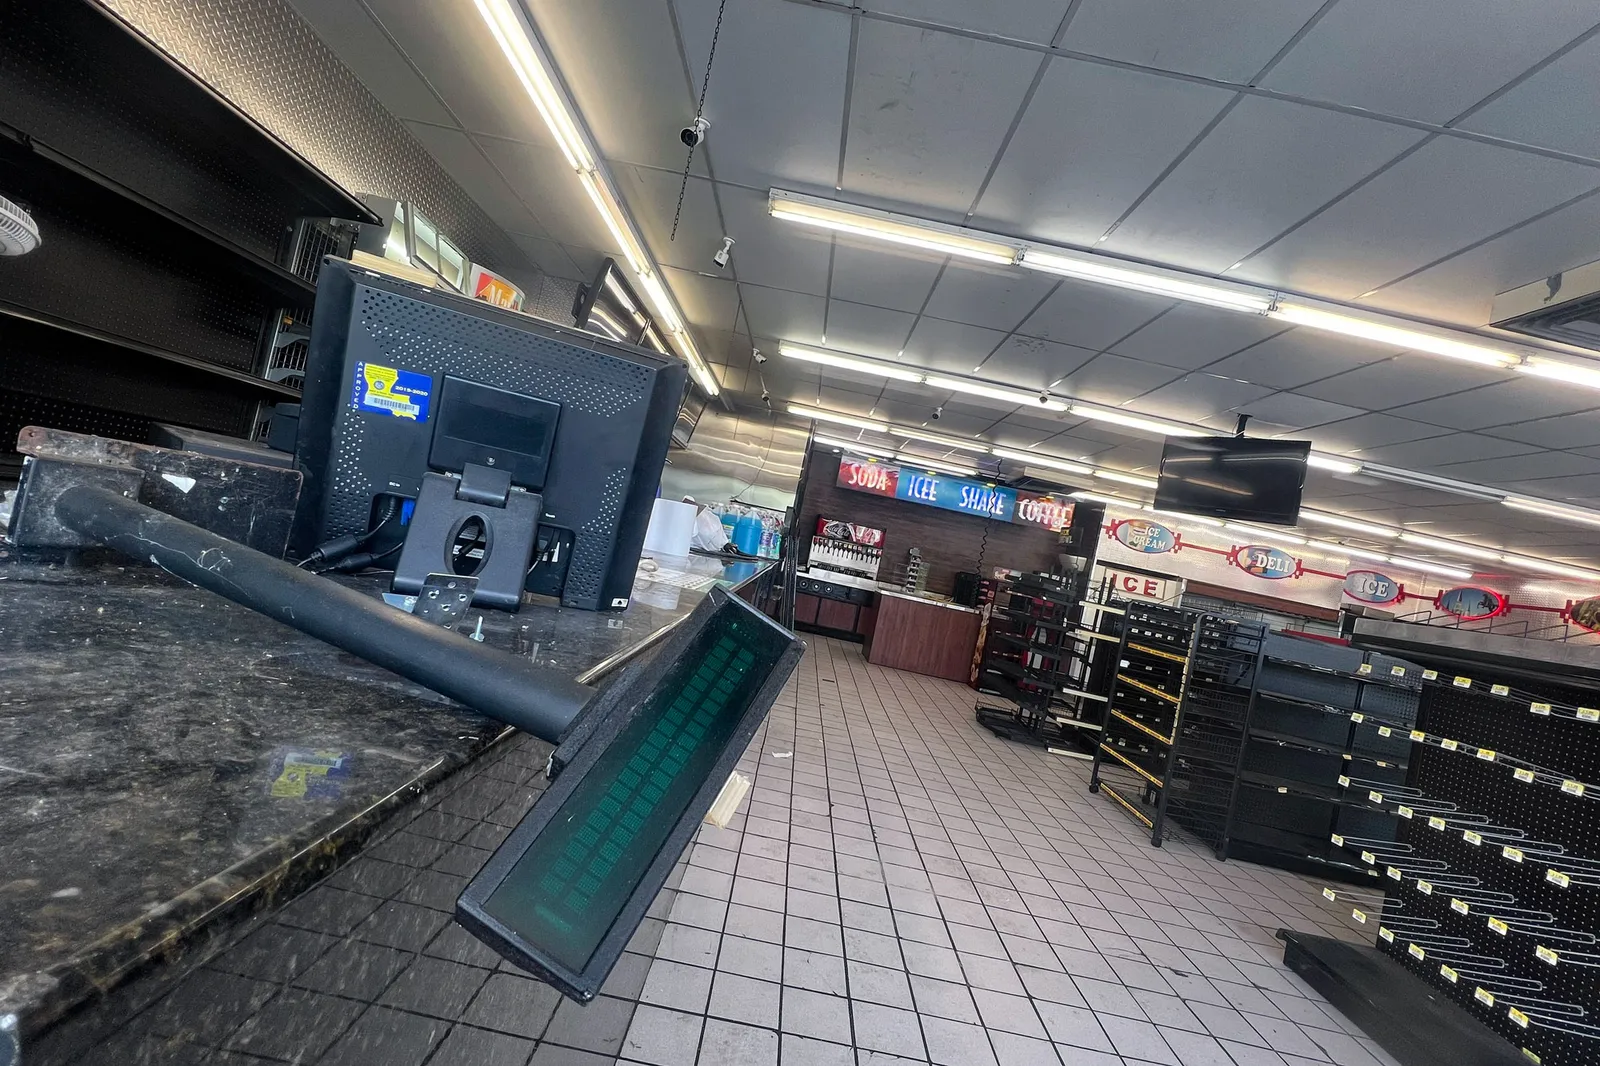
[836,457,898,497]
[1236,545,1300,580]
[1344,570,1402,605]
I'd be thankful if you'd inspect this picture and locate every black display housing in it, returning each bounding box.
[1153,436,1311,525]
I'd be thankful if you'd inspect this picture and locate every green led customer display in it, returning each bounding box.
[480,609,778,972]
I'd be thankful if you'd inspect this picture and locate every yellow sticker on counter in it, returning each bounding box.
[1537,946,1559,965]
[1510,1008,1530,1028]
[1358,663,1372,675]
[1476,987,1496,1007]
[1505,847,1525,863]
[1454,676,1472,688]
[1562,780,1585,797]
[1378,726,1393,737]
[1361,850,1377,864]
[1492,684,1511,696]
[1441,965,1459,983]
[1441,739,1460,751]
[1369,790,1385,803]
[1418,880,1434,894]
[1398,805,1415,819]
[1391,665,1407,676]
[1515,768,1537,783]
[1411,729,1427,741]
[1582,707,1600,722]
[1429,816,1448,830]
[1408,944,1427,960]
[1531,702,1552,715]
[1451,898,1471,915]
[1477,749,1497,761]
[1464,831,1484,846]
[1379,927,1395,943]
[1489,918,1510,935]
[1352,909,1368,924]
[1548,869,1572,888]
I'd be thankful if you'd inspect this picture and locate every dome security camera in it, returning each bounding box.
[1038,391,1053,405]
[680,116,710,149]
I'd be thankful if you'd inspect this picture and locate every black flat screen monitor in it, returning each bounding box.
[1153,436,1311,525]
[457,588,804,1001]
[292,259,686,611]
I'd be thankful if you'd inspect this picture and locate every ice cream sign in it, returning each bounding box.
[1109,519,1177,555]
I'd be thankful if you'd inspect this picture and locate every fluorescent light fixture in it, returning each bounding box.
[1069,491,1125,505]
[1329,545,1394,564]
[1146,506,1222,527]
[1307,453,1362,474]
[1093,470,1158,489]
[1517,357,1600,390]
[1397,533,1502,561]
[923,375,1070,411]
[1504,497,1600,529]
[779,343,924,382]
[1297,512,1400,538]
[1225,522,1306,545]
[636,271,683,335]
[991,447,1093,475]
[1021,248,1273,314]
[1271,305,1519,369]
[685,354,720,396]
[1498,555,1600,581]
[577,169,645,275]
[888,426,991,453]
[1363,466,1506,502]
[1387,555,1475,581]
[769,190,1019,265]
[896,454,979,478]
[603,270,638,313]
[1071,404,1209,438]
[473,0,593,171]
[789,403,888,433]
[1303,540,1351,559]
[813,433,893,454]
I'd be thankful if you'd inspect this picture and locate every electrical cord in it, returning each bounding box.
[299,497,400,570]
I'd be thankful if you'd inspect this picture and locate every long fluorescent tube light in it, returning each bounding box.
[769,190,1019,265]
[780,343,924,383]
[1146,506,1222,527]
[1329,545,1394,564]
[814,433,893,454]
[991,447,1093,475]
[888,427,991,453]
[1397,533,1502,561]
[896,454,980,478]
[1504,497,1600,529]
[1363,467,1507,502]
[1093,470,1158,489]
[1069,491,1125,505]
[789,403,888,433]
[1307,453,1362,474]
[1270,305,1519,368]
[923,375,1070,411]
[1225,522,1306,545]
[1022,248,1273,314]
[1071,405,1209,438]
[1517,357,1600,390]
[473,0,593,171]
[1499,555,1600,581]
[1297,512,1400,538]
[1387,555,1475,581]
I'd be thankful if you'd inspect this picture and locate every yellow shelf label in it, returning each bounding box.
[1378,726,1393,737]
[1391,665,1406,676]
[1476,987,1495,1007]
[1352,909,1367,924]
[1410,729,1427,741]
[1504,847,1525,863]
[1379,927,1395,943]
[1476,749,1497,761]
[1369,790,1385,803]
[1418,880,1434,894]
[1531,701,1551,715]
[1441,739,1459,751]
[1331,834,1345,846]
[1351,712,1365,723]
[1422,669,1439,680]
[1440,965,1459,983]
[1580,707,1600,722]
[1491,684,1510,696]
[1489,918,1510,935]
[1464,831,1484,846]
[1337,775,1351,788]
[1510,1008,1530,1028]
[1548,869,1572,888]
[1408,943,1426,960]
[1537,945,1560,965]
[1562,780,1585,797]
[1514,768,1537,783]
[1429,816,1447,830]
[1451,898,1471,915]
[1453,676,1472,688]
[1358,663,1372,675]
[1323,887,1338,901]
[1398,805,1414,819]
[1388,866,1402,880]
[1361,850,1377,864]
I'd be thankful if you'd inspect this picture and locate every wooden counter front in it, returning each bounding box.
[863,591,981,682]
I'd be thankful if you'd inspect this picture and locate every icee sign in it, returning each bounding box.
[894,471,1016,521]
[1344,570,1402,605]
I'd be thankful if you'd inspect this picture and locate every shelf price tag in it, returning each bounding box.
[1491,684,1510,696]
[1440,965,1459,983]
[1464,830,1484,845]
[1352,909,1368,924]
[1388,866,1403,880]
[1515,768,1537,783]
[1408,943,1427,960]
[1417,880,1434,895]
[1441,738,1459,751]
[1537,946,1560,966]
[1337,775,1351,788]
[1397,805,1414,819]
[1562,780,1586,797]
[1378,726,1393,737]
[1379,927,1395,943]
[1453,676,1472,689]
[1369,790,1385,804]
[1489,918,1510,936]
[1476,988,1496,1007]
[1548,869,1572,888]
[1411,729,1427,741]
[1423,669,1439,680]
[1351,713,1365,723]
[1428,816,1448,830]
[1323,887,1338,901]
[1358,663,1372,675]
[1476,748,1497,761]
[1391,665,1406,677]
[1361,850,1377,864]
[1531,702,1552,715]
[1581,708,1600,722]
[1504,847,1525,863]
[1451,899,1471,915]
[1510,1008,1530,1028]
[1330,834,1345,846]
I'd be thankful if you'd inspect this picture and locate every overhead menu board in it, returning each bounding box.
[836,456,1072,530]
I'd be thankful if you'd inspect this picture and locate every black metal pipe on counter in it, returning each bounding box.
[53,485,594,744]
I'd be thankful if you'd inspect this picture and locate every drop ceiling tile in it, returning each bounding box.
[1233,137,1600,300]
[511,234,585,282]
[1496,416,1600,452]
[983,336,1098,387]
[1062,0,1326,81]
[1358,433,1540,469]
[1053,354,1186,405]
[863,0,1071,44]
[1386,379,1600,431]
[828,243,946,315]
[816,373,891,400]
[1233,392,1366,431]
[616,168,722,274]
[740,285,827,342]
[821,300,919,358]
[1132,374,1275,422]
[903,318,1011,374]
[1437,450,1600,483]
[1458,34,1600,160]
[287,0,455,126]
[1302,413,1447,452]
[1016,277,1174,351]
[814,385,886,413]
[972,59,1234,245]
[987,425,1058,449]
[844,19,1040,216]
[475,136,608,249]
[663,266,742,334]
[1107,96,1426,273]
[406,124,548,238]
[719,184,832,296]
[923,262,1060,333]
[1203,329,1398,390]
[676,0,849,189]
[1261,0,1599,124]
[1293,356,1510,411]
[1109,304,1287,370]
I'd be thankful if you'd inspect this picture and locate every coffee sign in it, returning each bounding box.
[1014,492,1074,531]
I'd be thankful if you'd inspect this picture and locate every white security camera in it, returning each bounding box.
[752,348,767,364]
[713,236,735,269]
[931,406,944,421]
[680,116,710,149]
[1038,391,1053,405]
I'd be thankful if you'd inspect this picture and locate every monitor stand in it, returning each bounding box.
[394,462,541,612]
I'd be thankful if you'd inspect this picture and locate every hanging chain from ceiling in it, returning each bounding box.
[671,0,728,241]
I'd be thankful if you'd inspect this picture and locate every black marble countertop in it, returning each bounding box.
[0,553,769,1034]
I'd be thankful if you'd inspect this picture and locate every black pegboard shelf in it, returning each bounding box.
[1241,770,1398,810]
[1250,727,1409,769]
[1264,655,1423,690]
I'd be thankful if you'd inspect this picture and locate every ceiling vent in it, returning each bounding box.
[1493,258,1600,352]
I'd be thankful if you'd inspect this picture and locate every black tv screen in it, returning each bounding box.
[1154,436,1311,524]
